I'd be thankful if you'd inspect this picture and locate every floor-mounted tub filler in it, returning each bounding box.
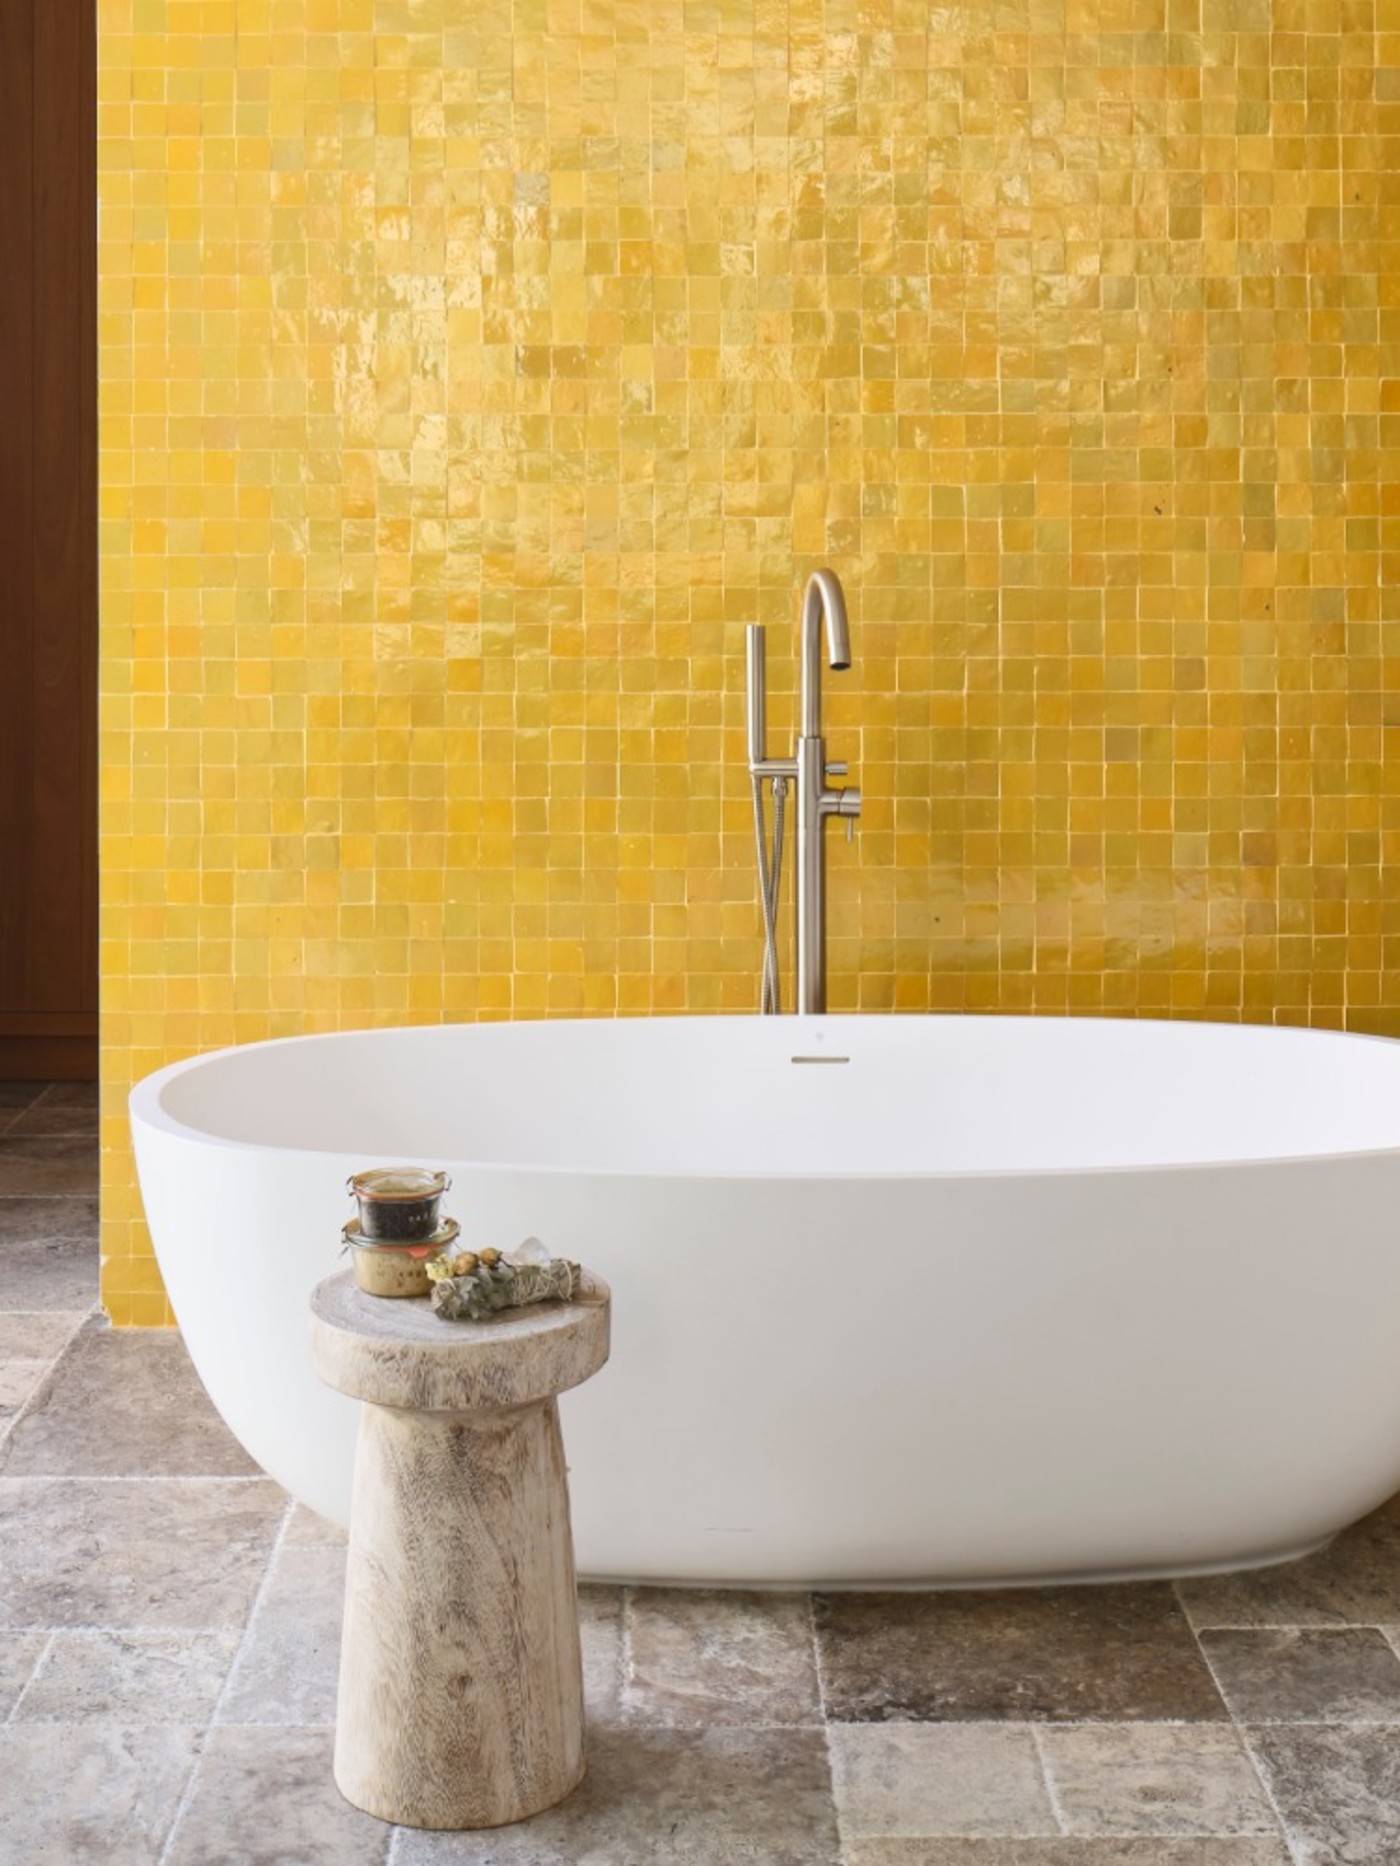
[131,1011,1400,1588]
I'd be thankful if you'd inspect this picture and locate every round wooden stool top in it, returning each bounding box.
[309,1267,611,1413]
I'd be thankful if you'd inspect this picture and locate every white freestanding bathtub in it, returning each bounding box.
[130,1014,1400,1587]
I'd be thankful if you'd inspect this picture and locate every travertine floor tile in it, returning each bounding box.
[0,1322,259,1477]
[16,1627,240,1723]
[0,1192,99,1244]
[1177,1495,1400,1628]
[623,1586,822,1726]
[0,1359,50,1425]
[0,1227,98,1314]
[164,1725,391,1866]
[844,1842,1294,1865]
[0,1723,199,1864]
[0,1476,285,1628]
[829,1722,1056,1839]
[1037,1724,1278,1836]
[1201,1627,1400,1725]
[0,1627,48,1717]
[0,1135,99,1196]
[0,1311,87,1358]
[393,1725,841,1864]
[0,1084,45,1131]
[7,1083,99,1137]
[578,1583,623,1723]
[219,1544,344,1726]
[815,1587,1226,1723]
[1246,1724,1400,1866]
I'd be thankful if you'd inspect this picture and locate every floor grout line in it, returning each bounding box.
[806,1592,851,1866]
[0,1089,49,1142]
[1028,1722,1071,1837]
[0,1473,283,1485]
[0,1318,93,1457]
[155,1494,296,1866]
[618,1582,634,1721]
[4,1630,57,1726]
[1185,1585,1303,1866]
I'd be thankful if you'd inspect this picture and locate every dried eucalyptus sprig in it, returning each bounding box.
[431,1255,582,1323]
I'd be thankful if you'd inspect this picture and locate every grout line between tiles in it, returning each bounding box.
[0,1191,99,1200]
[0,1317,93,1455]
[1186,1593,1303,1866]
[0,1090,47,1141]
[0,1310,96,1318]
[1028,1722,1071,1837]
[4,1630,57,1726]
[618,1583,634,1722]
[156,1494,296,1866]
[0,1473,282,1485]
[806,1592,850,1866]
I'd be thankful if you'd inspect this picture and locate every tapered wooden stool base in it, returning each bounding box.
[309,1269,610,1831]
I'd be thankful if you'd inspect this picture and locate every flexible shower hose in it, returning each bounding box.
[752,772,787,1014]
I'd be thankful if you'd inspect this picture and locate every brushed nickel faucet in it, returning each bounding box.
[746,570,861,1015]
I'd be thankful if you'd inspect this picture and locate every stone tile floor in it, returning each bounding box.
[2,1081,1399,1862]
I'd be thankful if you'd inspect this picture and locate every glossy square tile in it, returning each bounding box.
[814,1588,1227,1724]
[96,1,1399,1321]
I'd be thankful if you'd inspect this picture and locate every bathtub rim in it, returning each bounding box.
[127,1011,1400,1184]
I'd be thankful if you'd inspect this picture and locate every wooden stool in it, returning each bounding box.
[308,1267,611,1831]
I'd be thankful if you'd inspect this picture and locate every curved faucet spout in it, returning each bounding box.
[800,569,850,737]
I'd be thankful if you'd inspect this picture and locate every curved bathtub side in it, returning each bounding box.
[508,1149,1400,1584]
[131,1075,1400,1583]
[129,1111,360,1526]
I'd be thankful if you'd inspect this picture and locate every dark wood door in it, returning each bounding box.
[0,0,97,1079]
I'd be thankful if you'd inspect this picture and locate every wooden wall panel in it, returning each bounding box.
[0,0,96,1080]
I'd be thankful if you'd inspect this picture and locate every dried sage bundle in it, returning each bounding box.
[431,1255,581,1323]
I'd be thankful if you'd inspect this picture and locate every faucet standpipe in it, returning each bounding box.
[745,571,861,1017]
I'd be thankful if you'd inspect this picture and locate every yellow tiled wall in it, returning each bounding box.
[100,0,1396,1321]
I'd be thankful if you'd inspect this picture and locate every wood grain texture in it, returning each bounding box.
[310,1270,611,1830]
[309,1270,610,1413]
[0,0,96,1077]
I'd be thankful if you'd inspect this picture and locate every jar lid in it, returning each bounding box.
[347,1168,451,1202]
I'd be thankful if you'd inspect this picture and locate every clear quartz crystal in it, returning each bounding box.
[508,1235,550,1266]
